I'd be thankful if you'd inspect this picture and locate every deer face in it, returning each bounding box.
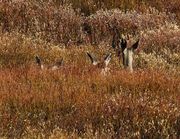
[35,55,63,71]
[86,52,112,75]
[120,39,139,72]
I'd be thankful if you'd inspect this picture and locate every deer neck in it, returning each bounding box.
[123,48,134,72]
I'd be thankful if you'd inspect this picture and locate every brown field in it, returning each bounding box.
[0,0,180,138]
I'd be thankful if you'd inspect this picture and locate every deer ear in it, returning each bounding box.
[86,52,98,65]
[104,53,112,66]
[35,55,44,69]
[132,39,139,50]
[120,38,127,51]
[35,55,41,65]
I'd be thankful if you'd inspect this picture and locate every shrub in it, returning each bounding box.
[85,8,174,44]
[0,1,83,45]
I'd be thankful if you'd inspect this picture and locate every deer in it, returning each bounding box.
[120,38,139,72]
[112,31,140,72]
[35,55,63,71]
[86,52,112,76]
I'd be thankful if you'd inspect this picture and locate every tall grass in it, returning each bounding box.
[0,0,180,138]
[0,32,179,138]
[0,64,179,138]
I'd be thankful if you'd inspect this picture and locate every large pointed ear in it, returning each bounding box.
[132,39,139,50]
[120,38,127,51]
[86,52,98,65]
[104,53,112,66]
[35,55,41,65]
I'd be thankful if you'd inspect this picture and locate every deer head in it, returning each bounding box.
[86,52,112,75]
[120,38,139,72]
[35,55,63,70]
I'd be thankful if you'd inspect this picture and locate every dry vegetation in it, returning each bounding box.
[0,0,180,138]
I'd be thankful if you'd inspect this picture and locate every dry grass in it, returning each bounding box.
[0,0,180,138]
[0,32,179,138]
[0,64,179,138]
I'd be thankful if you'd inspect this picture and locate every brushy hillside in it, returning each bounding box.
[0,0,180,138]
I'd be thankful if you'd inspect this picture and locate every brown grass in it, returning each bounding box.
[0,0,180,138]
[0,64,179,138]
[0,32,179,138]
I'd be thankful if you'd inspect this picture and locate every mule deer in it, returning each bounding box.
[120,38,139,72]
[112,29,139,72]
[35,55,63,70]
[86,52,112,75]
